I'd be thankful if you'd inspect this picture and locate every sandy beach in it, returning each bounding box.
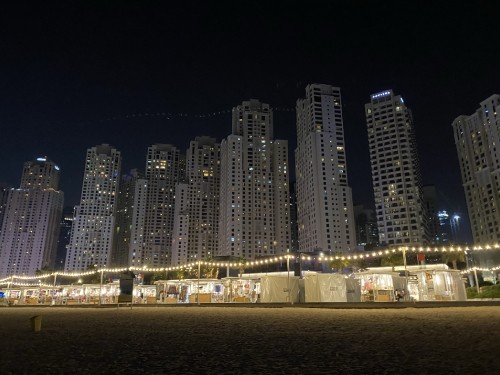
[1,305,499,374]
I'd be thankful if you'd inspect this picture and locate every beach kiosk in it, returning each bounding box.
[222,277,260,303]
[412,268,466,301]
[354,271,397,302]
[259,275,300,303]
[155,279,224,303]
[304,273,361,302]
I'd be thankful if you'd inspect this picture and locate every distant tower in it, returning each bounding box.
[55,207,75,270]
[365,90,428,246]
[289,183,299,252]
[354,204,379,248]
[452,94,500,244]
[0,183,11,231]
[20,156,60,190]
[111,169,143,267]
[295,84,356,254]
[0,157,64,277]
[64,144,121,271]
[171,136,221,265]
[437,210,451,243]
[423,185,440,243]
[218,99,291,259]
[132,144,181,267]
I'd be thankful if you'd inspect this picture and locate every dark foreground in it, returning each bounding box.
[1,305,500,374]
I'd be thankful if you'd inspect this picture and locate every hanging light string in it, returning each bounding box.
[460,266,500,274]
[1,244,499,284]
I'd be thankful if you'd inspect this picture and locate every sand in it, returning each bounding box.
[1,305,499,374]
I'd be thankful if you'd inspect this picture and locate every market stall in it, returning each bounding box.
[304,273,361,302]
[155,280,185,304]
[222,277,260,303]
[354,272,397,302]
[412,269,467,301]
[135,284,158,304]
[154,279,224,303]
[259,275,300,303]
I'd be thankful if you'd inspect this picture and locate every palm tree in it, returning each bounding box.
[329,253,349,273]
[237,256,246,277]
[441,251,465,270]
[350,258,368,272]
[380,252,404,271]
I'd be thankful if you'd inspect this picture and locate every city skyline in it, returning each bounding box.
[1,2,499,244]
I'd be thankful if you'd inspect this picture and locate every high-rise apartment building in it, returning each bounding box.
[289,184,299,252]
[366,90,428,246]
[128,175,148,267]
[0,183,11,231]
[64,144,121,271]
[111,169,143,267]
[295,84,356,254]
[55,207,74,270]
[219,99,291,259]
[452,94,500,244]
[131,144,181,267]
[0,158,63,277]
[353,204,379,248]
[20,157,60,189]
[423,185,440,243]
[171,136,221,265]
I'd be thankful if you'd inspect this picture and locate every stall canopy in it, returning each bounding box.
[412,269,467,301]
[304,273,361,302]
[259,275,300,303]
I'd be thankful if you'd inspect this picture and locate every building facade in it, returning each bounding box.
[171,137,221,265]
[423,185,441,243]
[353,204,379,248]
[55,207,75,270]
[131,144,181,267]
[452,94,500,244]
[366,90,428,246]
[111,169,143,267]
[295,84,356,254]
[64,144,121,271]
[0,158,63,277]
[219,99,291,259]
[0,183,11,231]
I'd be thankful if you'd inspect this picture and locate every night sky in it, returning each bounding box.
[1,2,499,242]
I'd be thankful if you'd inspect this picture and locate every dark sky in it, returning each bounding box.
[1,1,499,242]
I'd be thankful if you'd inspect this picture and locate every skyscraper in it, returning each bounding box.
[0,157,63,277]
[366,90,428,246]
[452,94,500,244]
[353,204,379,248]
[295,84,356,254]
[64,144,121,271]
[132,144,181,267]
[55,207,75,270]
[289,184,299,252]
[171,136,221,265]
[112,169,143,267]
[218,99,291,259]
[0,183,11,231]
[423,185,440,243]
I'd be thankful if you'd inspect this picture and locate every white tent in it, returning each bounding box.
[412,269,467,301]
[355,265,467,302]
[304,273,361,302]
[354,272,396,302]
[259,275,300,303]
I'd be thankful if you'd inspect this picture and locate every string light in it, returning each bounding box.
[1,244,499,283]
[461,266,500,274]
